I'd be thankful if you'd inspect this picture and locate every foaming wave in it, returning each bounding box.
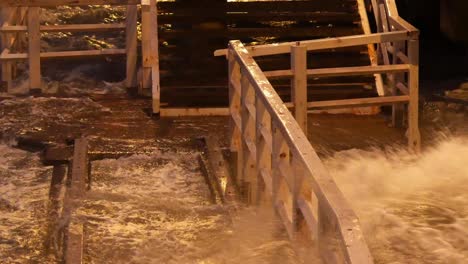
[325,137,468,263]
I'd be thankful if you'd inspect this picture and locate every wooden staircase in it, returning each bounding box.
[157,0,376,107]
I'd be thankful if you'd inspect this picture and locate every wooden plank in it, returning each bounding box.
[28,7,40,92]
[230,40,374,263]
[256,98,272,203]
[62,138,88,264]
[1,23,126,32]
[357,0,385,96]
[1,0,140,7]
[241,67,257,203]
[264,64,411,79]
[160,107,229,117]
[140,0,152,91]
[291,45,307,134]
[228,49,243,187]
[150,0,160,114]
[157,1,356,12]
[307,95,409,109]
[0,49,126,60]
[125,5,137,88]
[407,39,420,153]
[203,136,238,204]
[215,31,411,57]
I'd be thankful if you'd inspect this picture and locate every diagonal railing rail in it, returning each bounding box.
[228,39,373,263]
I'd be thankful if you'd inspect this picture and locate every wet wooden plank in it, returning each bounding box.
[1,0,139,7]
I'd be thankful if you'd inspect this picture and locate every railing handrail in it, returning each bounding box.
[229,39,374,263]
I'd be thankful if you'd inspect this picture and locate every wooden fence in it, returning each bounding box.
[0,0,160,113]
[218,0,421,153]
[228,39,373,263]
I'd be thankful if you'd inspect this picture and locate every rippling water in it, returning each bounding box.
[325,137,468,263]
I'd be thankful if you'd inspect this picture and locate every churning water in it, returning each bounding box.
[326,137,468,264]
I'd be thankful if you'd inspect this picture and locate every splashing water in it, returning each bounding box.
[0,144,55,263]
[82,151,303,264]
[325,137,468,264]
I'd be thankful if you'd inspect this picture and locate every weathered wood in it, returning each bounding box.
[0,49,126,60]
[215,31,411,57]
[27,6,40,92]
[62,138,88,264]
[1,0,139,7]
[291,45,307,134]
[1,23,126,32]
[264,64,411,79]
[307,95,409,109]
[255,97,272,202]
[407,38,420,153]
[241,67,257,203]
[228,49,243,187]
[160,107,229,117]
[125,5,137,88]
[230,40,373,263]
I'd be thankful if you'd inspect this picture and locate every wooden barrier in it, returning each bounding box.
[218,0,420,153]
[0,1,161,114]
[228,40,373,263]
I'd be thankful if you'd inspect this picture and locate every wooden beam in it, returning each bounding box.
[0,49,126,60]
[264,64,411,79]
[215,31,411,57]
[407,39,421,153]
[28,7,41,92]
[307,95,409,109]
[229,39,374,264]
[1,23,126,32]
[125,5,137,88]
[0,0,139,7]
[291,45,307,134]
[160,107,229,117]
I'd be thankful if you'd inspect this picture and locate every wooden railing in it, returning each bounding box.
[0,0,160,114]
[217,0,420,153]
[228,39,373,263]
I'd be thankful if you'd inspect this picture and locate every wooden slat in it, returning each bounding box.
[307,95,409,109]
[230,40,374,263]
[291,45,308,134]
[215,31,410,57]
[28,7,40,91]
[125,5,137,88]
[158,1,356,12]
[264,64,411,79]
[0,23,125,32]
[1,0,140,7]
[0,49,126,60]
[160,107,229,117]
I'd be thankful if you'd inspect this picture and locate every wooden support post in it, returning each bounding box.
[141,0,160,114]
[391,40,406,128]
[150,0,160,114]
[241,67,257,203]
[228,48,243,187]
[1,8,13,92]
[272,125,289,206]
[256,97,272,204]
[291,44,307,134]
[27,7,40,93]
[125,5,137,88]
[407,38,421,153]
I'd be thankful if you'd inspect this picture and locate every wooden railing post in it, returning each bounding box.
[27,7,40,93]
[255,97,271,204]
[228,47,243,187]
[291,44,308,134]
[407,38,421,153]
[0,8,12,92]
[125,5,138,89]
[141,0,160,114]
[241,67,257,203]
